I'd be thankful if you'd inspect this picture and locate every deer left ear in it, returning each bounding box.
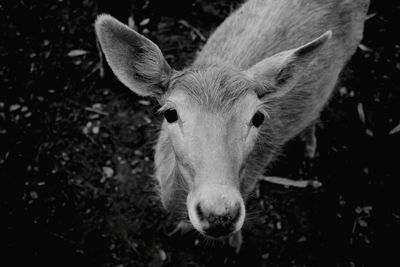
[95,14,173,98]
[245,30,332,99]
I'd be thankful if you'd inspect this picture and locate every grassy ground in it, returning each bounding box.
[1,0,400,266]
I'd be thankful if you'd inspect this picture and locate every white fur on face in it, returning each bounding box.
[164,89,262,184]
[163,89,262,233]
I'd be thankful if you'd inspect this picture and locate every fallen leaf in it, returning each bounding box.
[82,121,92,134]
[262,253,270,260]
[339,86,348,96]
[138,100,150,105]
[355,206,362,214]
[128,16,136,29]
[358,43,373,52]
[297,236,307,242]
[139,18,150,26]
[357,102,366,124]
[366,129,374,136]
[30,191,38,199]
[389,122,400,135]
[102,166,114,178]
[363,206,373,214]
[358,219,368,227]
[67,49,88,57]
[92,125,100,134]
[9,104,21,112]
[159,249,167,261]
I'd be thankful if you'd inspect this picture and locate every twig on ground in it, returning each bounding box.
[358,43,374,52]
[83,133,101,147]
[366,13,376,21]
[168,221,188,236]
[96,38,105,78]
[82,62,102,82]
[85,107,109,116]
[389,122,400,135]
[259,175,322,189]
[178,20,206,41]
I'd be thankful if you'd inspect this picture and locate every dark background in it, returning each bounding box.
[1,0,399,266]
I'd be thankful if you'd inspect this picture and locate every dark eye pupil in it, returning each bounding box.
[164,109,178,123]
[252,112,265,128]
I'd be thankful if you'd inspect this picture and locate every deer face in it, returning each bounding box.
[158,72,265,237]
[95,14,330,238]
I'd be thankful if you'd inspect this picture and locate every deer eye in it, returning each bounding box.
[164,109,178,123]
[251,111,265,128]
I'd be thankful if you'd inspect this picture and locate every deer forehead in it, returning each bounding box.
[164,89,262,167]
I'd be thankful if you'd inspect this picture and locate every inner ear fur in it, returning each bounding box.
[246,30,332,99]
[95,14,173,97]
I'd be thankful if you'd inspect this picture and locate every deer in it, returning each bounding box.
[95,0,370,251]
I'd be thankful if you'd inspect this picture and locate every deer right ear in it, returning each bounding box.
[246,31,332,99]
[95,14,173,97]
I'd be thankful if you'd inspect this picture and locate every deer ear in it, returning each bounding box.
[246,31,332,99]
[95,14,173,97]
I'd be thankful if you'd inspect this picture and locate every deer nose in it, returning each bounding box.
[195,202,241,238]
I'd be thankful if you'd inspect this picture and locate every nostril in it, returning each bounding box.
[193,200,243,235]
[208,214,231,227]
[195,203,206,221]
[203,210,240,238]
[206,203,241,227]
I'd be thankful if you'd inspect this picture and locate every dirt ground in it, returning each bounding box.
[1,0,400,266]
